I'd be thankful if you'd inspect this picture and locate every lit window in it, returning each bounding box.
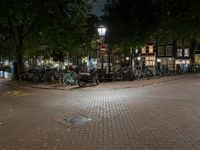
[184,48,190,57]
[145,57,155,66]
[177,49,182,57]
[195,56,200,64]
[182,60,186,64]
[176,60,181,64]
[186,60,190,64]
[149,45,154,53]
[142,47,146,54]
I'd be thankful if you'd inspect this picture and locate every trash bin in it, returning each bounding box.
[11,61,17,80]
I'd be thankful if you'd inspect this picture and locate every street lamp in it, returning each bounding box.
[97,25,107,37]
[97,25,107,81]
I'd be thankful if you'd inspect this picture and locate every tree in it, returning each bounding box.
[0,0,93,78]
[153,0,200,41]
[0,25,13,67]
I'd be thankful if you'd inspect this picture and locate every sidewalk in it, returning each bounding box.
[0,74,189,91]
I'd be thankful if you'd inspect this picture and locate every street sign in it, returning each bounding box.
[100,44,107,54]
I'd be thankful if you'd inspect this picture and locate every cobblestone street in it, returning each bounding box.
[0,74,200,150]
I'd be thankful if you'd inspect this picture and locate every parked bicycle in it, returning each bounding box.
[78,69,99,87]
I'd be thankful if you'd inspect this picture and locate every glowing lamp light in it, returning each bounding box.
[97,25,107,37]
[137,57,141,61]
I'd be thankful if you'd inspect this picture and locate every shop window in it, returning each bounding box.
[149,45,154,53]
[182,60,186,64]
[175,60,181,65]
[166,46,173,56]
[186,60,190,64]
[145,57,155,66]
[195,56,200,64]
[177,49,182,57]
[142,47,146,54]
[184,48,190,57]
[161,58,173,69]
[158,46,164,56]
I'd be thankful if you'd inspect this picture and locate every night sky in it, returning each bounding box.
[92,0,107,16]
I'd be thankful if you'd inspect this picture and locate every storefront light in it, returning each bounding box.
[157,59,161,62]
[92,61,97,65]
[82,57,88,63]
[186,60,190,64]
[126,57,130,61]
[5,60,9,66]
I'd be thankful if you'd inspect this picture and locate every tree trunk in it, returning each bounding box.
[15,36,24,78]
[0,39,3,68]
[0,45,2,68]
[130,48,133,72]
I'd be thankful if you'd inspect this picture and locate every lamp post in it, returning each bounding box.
[97,25,107,81]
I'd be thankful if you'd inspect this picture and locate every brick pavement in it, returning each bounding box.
[0,74,200,150]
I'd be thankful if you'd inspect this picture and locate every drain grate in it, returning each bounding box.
[64,115,93,125]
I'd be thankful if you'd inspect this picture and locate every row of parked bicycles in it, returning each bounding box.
[19,65,200,86]
[135,64,200,80]
[19,67,99,87]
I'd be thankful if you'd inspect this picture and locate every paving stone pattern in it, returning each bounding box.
[0,74,200,150]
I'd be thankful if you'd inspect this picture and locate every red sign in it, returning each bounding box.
[100,44,107,54]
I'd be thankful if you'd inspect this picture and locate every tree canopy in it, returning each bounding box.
[103,0,200,46]
[0,0,94,77]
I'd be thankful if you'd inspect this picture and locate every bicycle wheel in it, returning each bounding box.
[96,79,99,85]
[78,81,86,87]
[59,76,64,84]
[63,74,71,85]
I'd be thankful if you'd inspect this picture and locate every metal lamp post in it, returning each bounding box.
[97,25,107,81]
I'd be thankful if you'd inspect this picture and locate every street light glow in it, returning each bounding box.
[97,25,107,37]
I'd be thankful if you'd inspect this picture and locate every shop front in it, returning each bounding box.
[156,57,174,71]
[195,54,200,72]
[144,55,156,73]
[195,54,200,65]
[175,59,191,72]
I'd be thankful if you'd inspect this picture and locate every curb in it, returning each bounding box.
[0,80,69,90]
[0,74,195,91]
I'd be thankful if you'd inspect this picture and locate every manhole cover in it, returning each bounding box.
[64,115,93,125]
